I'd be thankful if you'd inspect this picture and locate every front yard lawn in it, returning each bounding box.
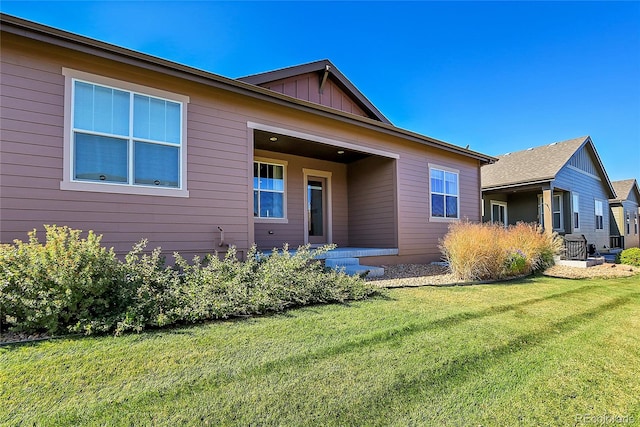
[2,275,639,426]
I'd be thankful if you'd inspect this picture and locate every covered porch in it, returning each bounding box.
[249,123,400,264]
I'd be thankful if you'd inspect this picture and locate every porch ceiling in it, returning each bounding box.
[254,129,370,164]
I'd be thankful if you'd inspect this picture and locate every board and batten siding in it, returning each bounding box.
[255,72,369,119]
[1,30,484,264]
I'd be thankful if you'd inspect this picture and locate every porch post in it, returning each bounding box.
[542,188,553,235]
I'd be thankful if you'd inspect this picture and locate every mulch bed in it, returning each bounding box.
[369,263,640,288]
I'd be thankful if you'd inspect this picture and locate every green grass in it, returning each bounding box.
[2,275,639,426]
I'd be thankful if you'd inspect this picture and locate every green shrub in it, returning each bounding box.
[439,221,563,281]
[1,225,379,337]
[113,240,182,335]
[505,250,528,276]
[0,225,121,334]
[619,247,640,267]
[170,244,376,324]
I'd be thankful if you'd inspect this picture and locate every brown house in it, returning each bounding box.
[609,179,640,249]
[0,14,495,271]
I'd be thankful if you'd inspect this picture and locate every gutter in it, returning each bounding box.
[0,13,496,165]
[481,178,554,192]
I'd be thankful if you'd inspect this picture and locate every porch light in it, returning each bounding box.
[337,150,345,154]
[269,136,278,142]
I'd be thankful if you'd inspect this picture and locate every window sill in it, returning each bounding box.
[429,216,459,223]
[254,217,289,224]
[60,180,189,198]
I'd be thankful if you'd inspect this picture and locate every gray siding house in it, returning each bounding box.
[0,14,496,267]
[481,136,616,251]
[610,179,640,249]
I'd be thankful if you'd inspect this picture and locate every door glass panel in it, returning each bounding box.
[308,180,324,236]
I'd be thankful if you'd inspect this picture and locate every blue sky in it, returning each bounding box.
[2,1,639,183]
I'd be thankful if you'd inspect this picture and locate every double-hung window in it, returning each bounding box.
[62,69,188,196]
[626,212,631,235]
[253,160,286,219]
[595,199,604,230]
[572,193,580,230]
[552,194,563,230]
[538,193,563,230]
[430,166,459,219]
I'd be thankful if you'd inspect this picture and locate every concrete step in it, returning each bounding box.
[324,257,360,268]
[341,264,385,278]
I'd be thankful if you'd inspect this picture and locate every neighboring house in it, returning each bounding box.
[0,14,495,265]
[481,136,616,251]
[609,179,640,249]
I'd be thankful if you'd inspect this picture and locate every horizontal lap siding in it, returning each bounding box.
[253,149,348,250]
[1,32,485,264]
[0,34,249,257]
[555,164,610,250]
[395,143,481,262]
[348,156,397,247]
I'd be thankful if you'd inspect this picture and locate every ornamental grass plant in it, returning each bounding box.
[440,221,563,282]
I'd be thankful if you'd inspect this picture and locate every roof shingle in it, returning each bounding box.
[611,179,640,201]
[481,136,589,190]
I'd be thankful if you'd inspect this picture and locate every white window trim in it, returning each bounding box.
[490,201,508,226]
[572,193,580,231]
[253,157,288,223]
[538,195,544,227]
[626,212,631,235]
[552,194,564,232]
[594,199,605,232]
[61,68,190,197]
[303,168,333,245]
[428,164,460,222]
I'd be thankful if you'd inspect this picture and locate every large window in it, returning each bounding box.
[572,193,580,230]
[254,160,285,219]
[430,167,459,219]
[72,80,182,188]
[595,199,604,230]
[62,69,188,197]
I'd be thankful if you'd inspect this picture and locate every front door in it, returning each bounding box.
[307,176,327,245]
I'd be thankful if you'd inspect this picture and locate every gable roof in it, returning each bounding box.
[0,13,495,165]
[481,136,615,197]
[237,59,391,124]
[610,179,640,203]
